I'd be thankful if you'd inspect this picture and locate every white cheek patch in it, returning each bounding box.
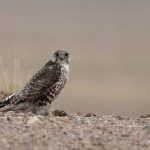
[63,64,69,73]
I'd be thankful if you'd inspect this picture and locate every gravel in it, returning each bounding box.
[0,111,149,150]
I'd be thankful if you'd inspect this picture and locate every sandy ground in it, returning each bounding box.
[0,92,150,150]
[0,111,150,150]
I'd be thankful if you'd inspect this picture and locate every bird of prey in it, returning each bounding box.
[0,50,70,115]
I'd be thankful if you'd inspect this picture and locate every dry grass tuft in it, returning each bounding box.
[0,58,31,94]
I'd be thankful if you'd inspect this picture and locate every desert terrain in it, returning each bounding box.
[0,111,150,150]
[0,93,150,150]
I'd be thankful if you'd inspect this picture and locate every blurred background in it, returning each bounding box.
[0,0,150,116]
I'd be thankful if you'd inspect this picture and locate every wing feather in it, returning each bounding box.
[13,61,61,104]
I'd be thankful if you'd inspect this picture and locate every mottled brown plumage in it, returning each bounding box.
[0,50,70,115]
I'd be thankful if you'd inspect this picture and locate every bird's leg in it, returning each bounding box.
[36,105,50,116]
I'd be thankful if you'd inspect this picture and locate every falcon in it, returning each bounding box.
[0,50,70,115]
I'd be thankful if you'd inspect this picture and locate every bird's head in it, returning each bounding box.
[53,50,70,64]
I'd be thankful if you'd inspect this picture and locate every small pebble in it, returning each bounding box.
[140,114,150,118]
[26,116,42,125]
[52,110,68,117]
[143,124,150,130]
[84,113,96,117]
[113,115,124,120]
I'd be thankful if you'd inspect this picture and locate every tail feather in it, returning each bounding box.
[0,93,16,111]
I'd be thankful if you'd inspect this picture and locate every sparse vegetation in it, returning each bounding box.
[0,58,31,95]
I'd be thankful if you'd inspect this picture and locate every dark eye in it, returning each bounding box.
[55,52,59,56]
[65,53,69,57]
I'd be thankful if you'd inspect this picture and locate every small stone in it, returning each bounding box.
[143,124,150,130]
[121,134,129,138]
[140,114,150,118]
[113,115,124,120]
[52,110,68,117]
[26,116,42,125]
[6,116,11,121]
[84,113,96,117]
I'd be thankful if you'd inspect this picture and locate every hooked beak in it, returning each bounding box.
[60,55,65,60]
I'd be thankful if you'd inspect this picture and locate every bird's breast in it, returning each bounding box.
[61,64,69,81]
[62,64,69,73]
